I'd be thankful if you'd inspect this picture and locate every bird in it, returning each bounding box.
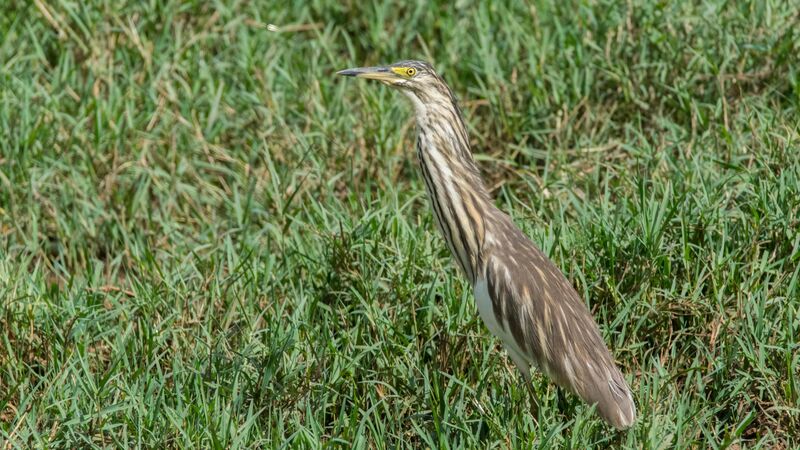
[337,60,635,429]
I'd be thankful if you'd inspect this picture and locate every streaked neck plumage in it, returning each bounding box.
[402,81,494,285]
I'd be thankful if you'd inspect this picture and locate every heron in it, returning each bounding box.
[338,60,635,429]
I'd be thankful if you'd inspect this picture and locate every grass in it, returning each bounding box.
[1,0,799,447]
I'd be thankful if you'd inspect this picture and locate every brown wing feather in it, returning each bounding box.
[483,221,636,429]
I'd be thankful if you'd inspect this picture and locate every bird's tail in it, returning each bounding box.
[591,366,636,430]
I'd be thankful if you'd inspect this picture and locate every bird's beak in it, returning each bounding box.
[337,66,399,84]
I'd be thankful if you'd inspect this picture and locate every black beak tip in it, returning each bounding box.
[337,69,358,77]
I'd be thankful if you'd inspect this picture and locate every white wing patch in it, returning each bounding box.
[474,276,530,372]
[474,277,502,338]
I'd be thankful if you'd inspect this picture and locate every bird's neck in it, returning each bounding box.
[412,100,494,284]
[409,95,489,195]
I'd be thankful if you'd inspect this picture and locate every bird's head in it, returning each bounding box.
[337,60,453,112]
[337,60,437,88]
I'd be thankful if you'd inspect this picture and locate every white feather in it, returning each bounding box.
[474,275,530,374]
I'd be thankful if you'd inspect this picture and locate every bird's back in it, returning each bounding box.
[478,213,636,429]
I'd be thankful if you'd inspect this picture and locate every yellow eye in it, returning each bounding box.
[406,67,417,77]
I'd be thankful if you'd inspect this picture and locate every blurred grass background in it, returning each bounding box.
[1,0,799,447]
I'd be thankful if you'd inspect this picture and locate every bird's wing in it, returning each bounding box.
[481,225,635,429]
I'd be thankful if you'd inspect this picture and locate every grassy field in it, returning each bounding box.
[2,0,799,447]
